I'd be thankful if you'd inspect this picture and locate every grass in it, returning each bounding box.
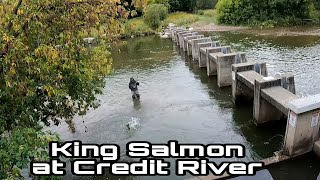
[122,9,218,38]
[163,12,200,26]
[197,9,218,24]
[122,17,155,38]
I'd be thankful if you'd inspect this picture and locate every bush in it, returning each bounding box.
[169,0,196,12]
[197,0,217,9]
[198,10,205,15]
[215,0,314,26]
[144,4,168,29]
[148,0,170,8]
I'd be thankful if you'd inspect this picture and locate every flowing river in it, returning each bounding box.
[49,32,320,180]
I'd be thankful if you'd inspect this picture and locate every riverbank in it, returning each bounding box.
[193,23,320,37]
[123,11,320,38]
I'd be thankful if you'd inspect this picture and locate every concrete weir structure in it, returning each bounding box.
[198,42,220,68]
[185,35,205,55]
[175,31,190,46]
[206,46,232,76]
[283,94,320,157]
[172,28,187,42]
[191,38,212,60]
[168,26,320,178]
[177,32,198,49]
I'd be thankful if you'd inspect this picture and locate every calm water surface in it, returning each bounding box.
[49,32,320,180]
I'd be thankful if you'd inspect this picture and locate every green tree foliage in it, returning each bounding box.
[169,0,196,12]
[121,0,149,17]
[148,0,169,7]
[216,0,314,26]
[0,0,147,178]
[144,4,168,29]
[0,128,59,179]
[197,0,217,9]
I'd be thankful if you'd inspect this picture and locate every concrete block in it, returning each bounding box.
[216,52,247,87]
[206,46,231,76]
[179,32,197,49]
[283,107,320,157]
[288,94,320,114]
[173,29,187,42]
[191,38,211,60]
[254,78,283,124]
[207,52,223,76]
[198,41,220,68]
[274,73,296,94]
[177,32,192,47]
[232,62,267,104]
[176,31,189,45]
[185,35,204,55]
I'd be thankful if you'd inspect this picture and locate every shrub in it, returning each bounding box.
[198,10,205,15]
[144,4,168,29]
[169,0,196,12]
[197,0,217,9]
[215,0,314,26]
[148,0,170,8]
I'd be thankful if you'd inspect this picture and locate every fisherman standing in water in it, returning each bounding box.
[129,78,140,99]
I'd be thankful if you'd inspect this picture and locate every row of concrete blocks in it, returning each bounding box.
[171,28,247,88]
[169,27,320,158]
[232,62,320,158]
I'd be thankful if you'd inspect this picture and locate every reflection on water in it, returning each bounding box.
[210,32,320,96]
[48,34,320,179]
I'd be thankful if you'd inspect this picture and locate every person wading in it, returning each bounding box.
[129,78,140,99]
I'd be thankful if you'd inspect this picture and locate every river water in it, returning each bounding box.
[49,32,320,180]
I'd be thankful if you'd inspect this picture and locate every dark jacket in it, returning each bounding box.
[129,78,139,91]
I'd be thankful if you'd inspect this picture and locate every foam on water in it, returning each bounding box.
[126,117,141,130]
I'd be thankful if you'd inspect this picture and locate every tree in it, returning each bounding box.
[169,0,196,12]
[121,0,149,17]
[215,0,314,25]
[0,0,146,178]
[148,0,170,8]
[144,3,168,29]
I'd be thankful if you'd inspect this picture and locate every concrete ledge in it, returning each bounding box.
[288,94,320,114]
[237,71,265,90]
[261,86,299,114]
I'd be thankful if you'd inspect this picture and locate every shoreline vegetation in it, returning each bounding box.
[123,11,320,38]
[122,4,320,38]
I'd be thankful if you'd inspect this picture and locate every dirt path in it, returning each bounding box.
[190,22,320,36]
[191,22,248,32]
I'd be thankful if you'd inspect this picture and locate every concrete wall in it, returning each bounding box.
[283,94,320,157]
[198,41,220,68]
[191,38,211,60]
[232,62,268,104]
[179,33,197,49]
[206,46,231,76]
[254,78,284,124]
[183,35,203,52]
[176,31,190,45]
[216,53,247,87]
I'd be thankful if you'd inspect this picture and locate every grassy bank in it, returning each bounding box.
[122,10,217,37]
